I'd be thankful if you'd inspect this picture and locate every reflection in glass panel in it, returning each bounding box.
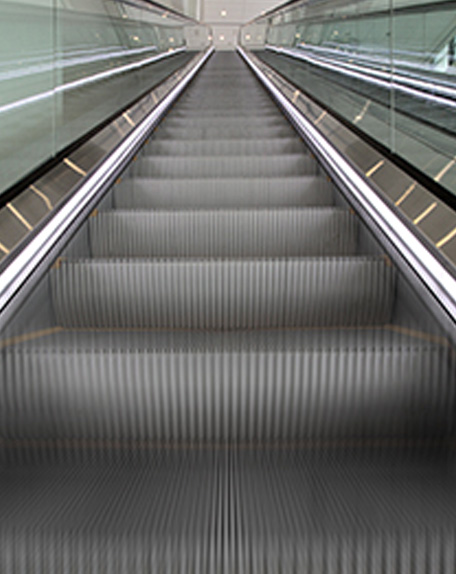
[55,0,190,154]
[0,0,209,199]
[241,0,456,196]
[0,0,54,194]
[392,3,456,188]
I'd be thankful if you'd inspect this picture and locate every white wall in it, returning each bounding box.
[201,0,281,50]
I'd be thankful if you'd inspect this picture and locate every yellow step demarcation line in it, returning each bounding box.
[436,226,456,249]
[122,112,136,127]
[395,182,416,207]
[434,156,456,183]
[1,324,450,349]
[314,110,327,126]
[385,324,450,347]
[7,203,33,231]
[30,185,53,211]
[413,202,437,225]
[365,159,384,178]
[0,327,64,350]
[63,158,87,177]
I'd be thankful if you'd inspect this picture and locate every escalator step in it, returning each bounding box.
[51,257,394,329]
[175,104,280,113]
[113,176,335,209]
[170,109,281,118]
[0,455,454,572]
[144,137,306,156]
[89,208,358,258]
[3,329,450,442]
[155,125,296,139]
[163,115,289,127]
[133,154,318,178]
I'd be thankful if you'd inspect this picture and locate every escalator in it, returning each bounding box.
[1,52,455,572]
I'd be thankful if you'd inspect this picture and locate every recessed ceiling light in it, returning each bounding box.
[220,10,227,17]
[219,35,225,41]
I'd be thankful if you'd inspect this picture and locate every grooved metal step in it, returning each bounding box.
[133,154,318,178]
[0,456,454,572]
[51,258,394,329]
[171,109,282,118]
[89,208,358,258]
[144,138,306,156]
[113,176,335,209]
[2,329,450,441]
[155,125,297,139]
[163,116,289,128]
[175,104,279,113]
